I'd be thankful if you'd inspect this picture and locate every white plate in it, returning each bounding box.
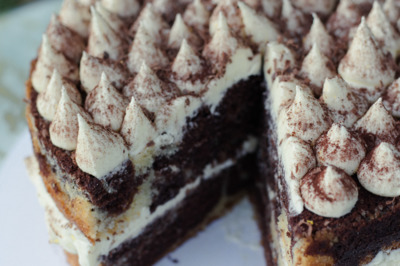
[0,130,265,266]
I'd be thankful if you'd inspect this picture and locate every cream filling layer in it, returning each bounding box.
[27,136,258,266]
[367,248,400,266]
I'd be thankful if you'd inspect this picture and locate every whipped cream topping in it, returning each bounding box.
[155,95,202,147]
[130,3,169,42]
[46,15,85,63]
[76,115,128,179]
[292,0,336,15]
[127,22,169,73]
[383,78,400,118]
[261,0,282,18]
[209,0,242,36]
[269,76,312,118]
[168,14,201,49]
[304,14,333,55]
[238,1,278,48]
[300,166,358,218]
[101,0,140,18]
[277,86,330,143]
[37,70,82,121]
[355,98,399,144]
[171,40,205,93]
[315,123,366,175]
[338,18,396,103]
[300,43,336,93]
[80,52,129,93]
[183,0,210,32]
[281,0,307,35]
[383,0,400,30]
[264,42,296,86]
[358,142,400,197]
[120,97,157,156]
[49,88,92,151]
[203,12,239,71]
[366,1,400,58]
[123,62,167,114]
[88,6,126,60]
[326,0,363,38]
[85,73,129,131]
[281,136,316,215]
[94,2,126,33]
[59,0,91,38]
[320,76,369,127]
[32,35,79,93]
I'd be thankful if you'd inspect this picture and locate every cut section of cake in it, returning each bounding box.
[259,1,400,265]
[25,1,272,265]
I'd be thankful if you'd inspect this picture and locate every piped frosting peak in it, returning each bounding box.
[355,98,399,144]
[183,0,210,32]
[101,0,140,18]
[304,13,333,55]
[88,6,126,60]
[172,39,203,81]
[59,0,91,37]
[169,14,200,49]
[120,97,157,156]
[264,42,296,85]
[37,70,82,121]
[300,43,336,93]
[281,0,307,35]
[85,73,129,131]
[315,123,366,175]
[278,86,330,143]
[383,78,400,117]
[76,115,129,179]
[80,52,129,93]
[338,18,396,102]
[32,35,79,93]
[50,88,92,151]
[209,0,241,36]
[300,166,358,218]
[320,76,369,127]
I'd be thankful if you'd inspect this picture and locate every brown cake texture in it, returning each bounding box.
[25,0,400,265]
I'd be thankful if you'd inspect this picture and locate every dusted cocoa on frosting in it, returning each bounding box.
[304,13,333,55]
[300,166,358,218]
[168,14,201,49]
[383,78,400,118]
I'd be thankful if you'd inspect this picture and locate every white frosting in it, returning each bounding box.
[300,43,336,93]
[203,48,262,113]
[338,18,396,103]
[281,137,316,215]
[46,14,85,63]
[300,166,358,218]
[37,70,82,121]
[85,73,129,131]
[281,0,306,35]
[88,6,125,61]
[76,115,128,179]
[203,12,238,71]
[172,40,205,93]
[238,1,279,48]
[367,247,400,266]
[155,95,202,147]
[269,77,312,118]
[95,2,125,33]
[261,0,282,18]
[127,22,169,73]
[320,76,369,127]
[49,88,92,151]
[367,1,400,58]
[277,86,330,143]
[209,0,242,36]
[355,98,398,144]
[383,0,400,29]
[316,123,366,175]
[264,42,296,86]
[122,62,166,113]
[304,14,333,55]
[327,0,362,38]
[168,14,200,49]
[183,0,210,32]
[32,35,79,93]
[358,142,400,197]
[120,97,157,157]
[59,0,91,37]
[101,0,140,18]
[383,78,400,118]
[80,52,129,93]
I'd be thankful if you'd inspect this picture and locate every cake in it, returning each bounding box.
[24,0,400,265]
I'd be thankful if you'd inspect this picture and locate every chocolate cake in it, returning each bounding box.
[24,0,400,265]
